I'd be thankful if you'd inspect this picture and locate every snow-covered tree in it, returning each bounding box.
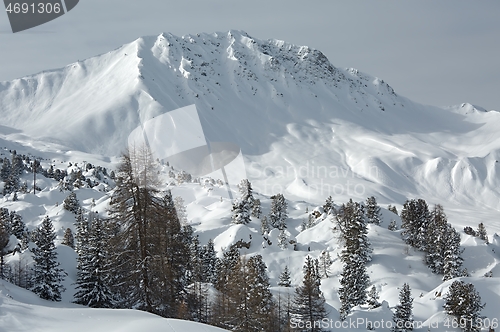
[443,281,484,332]
[269,193,288,230]
[323,196,335,215]
[393,283,413,332]
[200,239,218,284]
[367,285,381,309]
[278,265,292,287]
[63,192,80,214]
[400,199,430,251]
[252,198,262,218]
[0,217,9,279]
[260,215,270,235]
[31,216,66,301]
[231,199,250,224]
[61,228,74,249]
[74,214,114,308]
[365,196,382,225]
[174,196,189,225]
[388,219,398,231]
[442,225,463,281]
[278,229,288,249]
[477,223,488,243]
[388,204,398,215]
[292,256,327,331]
[318,250,333,279]
[337,199,371,319]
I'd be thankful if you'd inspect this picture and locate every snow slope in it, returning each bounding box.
[0,30,500,331]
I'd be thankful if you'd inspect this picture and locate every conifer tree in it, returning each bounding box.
[174,196,189,225]
[261,215,270,235]
[278,265,292,287]
[323,196,335,215]
[63,192,80,214]
[388,219,398,231]
[252,198,262,218]
[61,228,74,249]
[31,216,66,301]
[443,281,484,332]
[365,196,382,225]
[292,256,327,331]
[393,283,413,332]
[337,199,371,319]
[442,225,463,281]
[73,214,114,308]
[269,193,288,230]
[400,199,430,251]
[367,285,381,309]
[425,205,450,274]
[477,223,488,243]
[318,250,333,279]
[1,157,11,182]
[231,199,250,224]
[0,217,9,279]
[388,204,398,215]
[278,229,289,249]
[201,239,218,284]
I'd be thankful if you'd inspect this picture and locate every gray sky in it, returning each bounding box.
[1,0,499,110]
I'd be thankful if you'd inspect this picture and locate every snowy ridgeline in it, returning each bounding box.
[1,147,500,332]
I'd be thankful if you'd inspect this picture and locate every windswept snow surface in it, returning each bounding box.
[1,31,500,331]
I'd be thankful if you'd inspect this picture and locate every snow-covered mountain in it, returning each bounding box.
[1,30,500,331]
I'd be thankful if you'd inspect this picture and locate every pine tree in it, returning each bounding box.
[0,217,9,279]
[174,196,189,225]
[323,196,335,215]
[292,256,327,331]
[278,265,292,287]
[393,283,413,332]
[365,196,382,225]
[252,198,262,218]
[442,225,463,281]
[269,193,288,230]
[388,204,398,215]
[318,250,333,278]
[231,199,250,224]
[388,219,398,231]
[278,228,289,249]
[73,214,114,308]
[261,215,270,235]
[443,281,485,332]
[367,285,381,309]
[63,192,80,213]
[477,223,488,243]
[400,199,430,251]
[31,216,66,301]
[201,239,218,284]
[61,228,74,249]
[1,157,11,182]
[337,199,371,319]
[425,205,450,274]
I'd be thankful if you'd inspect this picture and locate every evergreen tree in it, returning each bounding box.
[261,215,270,235]
[63,192,80,214]
[337,199,371,319]
[231,199,250,225]
[443,281,485,332]
[278,265,292,287]
[0,217,9,279]
[318,250,333,278]
[425,205,450,274]
[73,214,114,308]
[392,283,413,332]
[388,204,398,215]
[365,196,382,225]
[367,285,381,309]
[292,256,327,331]
[388,219,398,231]
[201,239,218,284]
[10,211,28,247]
[477,223,488,243]
[400,199,430,251]
[442,225,463,281]
[174,196,189,225]
[269,193,288,230]
[278,229,288,249]
[323,196,335,215]
[61,228,74,249]
[252,198,262,218]
[31,216,66,301]
[1,157,11,182]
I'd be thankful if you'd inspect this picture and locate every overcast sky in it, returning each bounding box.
[1,0,499,110]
